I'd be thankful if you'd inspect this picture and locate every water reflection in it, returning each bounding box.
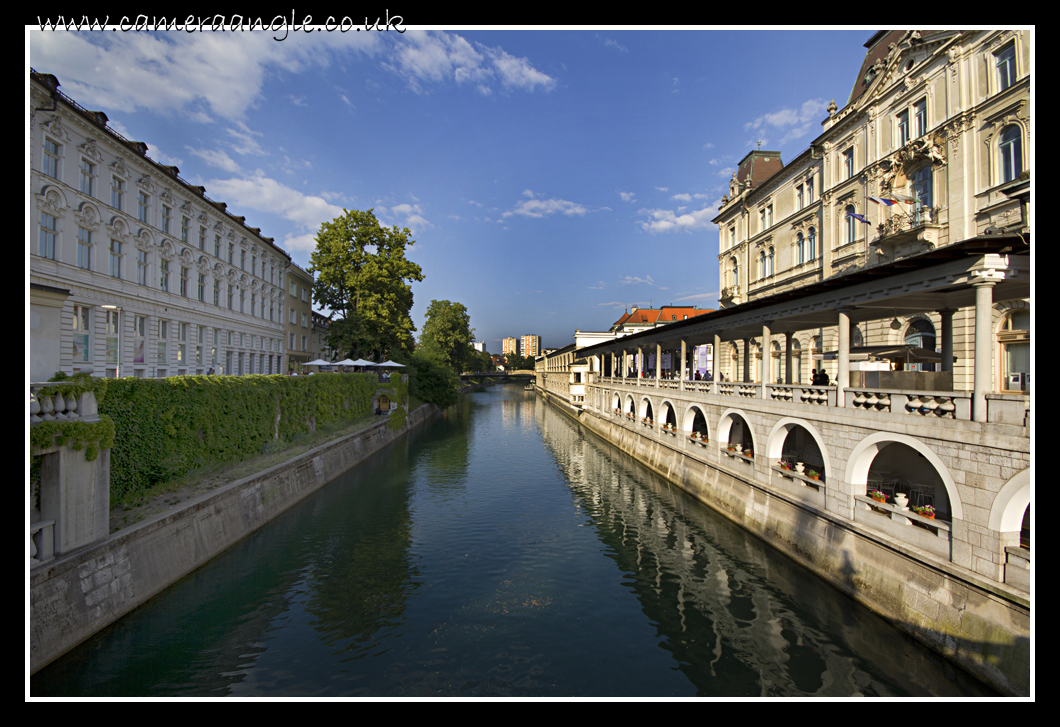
[534,401,994,697]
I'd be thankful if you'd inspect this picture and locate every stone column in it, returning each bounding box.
[712,334,721,394]
[655,343,662,383]
[784,332,793,385]
[637,346,643,385]
[939,308,955,374]
[680,339,687,391]
[837,308,851,407]
[760,322,771,399]
[973,280,995,422]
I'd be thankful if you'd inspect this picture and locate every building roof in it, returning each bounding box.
[734,150,784,192]
[847,30,944,107]
[611,305,714,331]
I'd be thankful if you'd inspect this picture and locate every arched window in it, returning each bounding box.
[796,233,805,265]
[852,325,864,347]
[845,205,857,244]
[771,340,782,383]
[730,258,738,288]
[792,338,802,383]
[767,247,774,277]
[999,125,1023,183]
[758,251,766,280]
[998,308,1029,392]
[808,228,817,260]
[905,318,937,372]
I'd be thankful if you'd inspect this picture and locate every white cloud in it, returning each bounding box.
[636,201,720,234]
[205,172,345,231]
[670,193,691,201]
[602,38,628,53]
[187,146,242,173]
[502,197,587,219]
[672,291,719,303]
[744,98,829,145]
[226,121,266,156]
[619,191,636,202]
[587,281,605,290]
[655,187,668,192]
[620,275,655,285]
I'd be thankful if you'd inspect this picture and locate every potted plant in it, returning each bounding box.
[869,489,888,503]
[778,460,790,470]
[744,450,754,458]
[807,469,820,480]
[913,505,936,520]
[728,444,736,452]
[690,431,698,440]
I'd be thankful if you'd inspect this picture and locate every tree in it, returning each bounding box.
[419,300,475,373]
[309,209,424,361]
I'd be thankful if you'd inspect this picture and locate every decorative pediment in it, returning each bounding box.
[39,113,71,142]
[136,174,156,193]
[106,217,131,241]
[75,203,101,230]
[36,188,63,215]
[137,228,156,251]
[876,132,947,193]
[197,256,211,273]
[159,240,175,259]
[77,138,104,162]
[110,157,129,178]
[159,187,175,204]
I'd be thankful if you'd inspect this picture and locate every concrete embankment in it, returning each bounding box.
[536,390,1029,697]
[30,403,439,674]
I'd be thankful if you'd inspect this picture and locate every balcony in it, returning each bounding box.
[871,207,942,259]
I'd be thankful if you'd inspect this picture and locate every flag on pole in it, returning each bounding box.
[847,211,871,225]
[868,196,898,206]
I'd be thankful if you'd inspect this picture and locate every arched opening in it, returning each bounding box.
[777,424,825,481]
[791,338,802,383]
[625,395,636,418]
[612,392,621,413]
[641,399,654,423]
[998,307,1029,392]
[662,402,677,429]
[866,442,950,520]
[682,406,709,440]
[724,413,754,454]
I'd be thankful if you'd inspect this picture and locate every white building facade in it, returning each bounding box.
[31,71,291,380]
[713,30,1029,393]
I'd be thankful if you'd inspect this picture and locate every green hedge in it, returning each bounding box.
[91,373,392,499]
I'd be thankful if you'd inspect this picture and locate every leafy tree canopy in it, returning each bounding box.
[418,299,475,374]
[309,209,424,361]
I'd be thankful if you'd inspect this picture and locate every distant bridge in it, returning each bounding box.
[459,370,535,380]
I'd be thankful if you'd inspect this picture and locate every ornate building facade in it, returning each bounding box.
[713,30,1029,392]
[30,70,292,380]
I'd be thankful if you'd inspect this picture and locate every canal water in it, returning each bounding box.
[32,385,996,697]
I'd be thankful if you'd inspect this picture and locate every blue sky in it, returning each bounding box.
[29,26,874,352]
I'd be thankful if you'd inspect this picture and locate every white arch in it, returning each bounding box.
[717,408,758,455]
[766,417,833,477]
[989,468,1030,532]
[659,398,678,425]
[639,396,655,420]
[845,432,963,520]
[681,403,711,441]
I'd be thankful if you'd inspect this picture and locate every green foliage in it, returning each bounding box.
[91,373,392,500]
[397,350,460,409]
[419,299,475,373]
[31,416,116,462]
[309,208,424,360]
[505,352,535,371]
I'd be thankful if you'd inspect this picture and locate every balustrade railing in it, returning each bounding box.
[30,383,100,427]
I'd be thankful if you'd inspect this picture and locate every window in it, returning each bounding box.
[39,213,57,259]
[996,42,1016,92]
[290,308,296,325]
[796,185,804,210]
[240,250,246,270]
[80,160,95,196]
[72,305,91,364]
[110,240,122,278]
[180,266,189,297]
[758,250,766,280]
[767,247,774,277]
[904,319,936,372]
[252,256,257,277]
[845,205,857,244]
[270,302,275,322]
[767,204,773,228]
[43,138,60,179]
[897,110,910,146]
[178,322,187,364]
[251,292,256,317]
[228,285,234,310]
[214,280,221,306]
[301,335,307,352]
[760,208,767,232]
[730,258,738,288]
[215,235,221,258]
[162,205,171,234]
[808,227,816,260]
[158,320,169,365]
[183,217,190,244]
[806,176,814,203]
[843,148,854,179]
[999,125,1023,183]
[160,259,170,292]
[796,233,805,265]
[290,280,297,296]
[136,250,148,285]
[914,99,927,138]
[302,312,308,328]
[138,190,151,223]
[106,310,119,364]
[290,333,296,349]
[729,228,735,249]
[133,315,146,364]
[998,308,1029,392]
[198,273,206,302]
[77,227,92,269]
[913,166,932,222]
[239,289,245,314]
[111,177,125,210]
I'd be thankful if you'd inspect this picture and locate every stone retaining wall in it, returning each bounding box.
[30,404,438,674]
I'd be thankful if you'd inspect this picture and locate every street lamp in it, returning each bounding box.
[101,305,122,377]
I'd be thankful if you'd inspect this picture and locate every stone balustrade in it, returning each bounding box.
[30,382,101,427]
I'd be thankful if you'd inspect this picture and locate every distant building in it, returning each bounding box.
[286,263,314,371]
[610,305,714,335]
[502,337,518,356]
[473,341,486,353]
[521,334,542,357]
